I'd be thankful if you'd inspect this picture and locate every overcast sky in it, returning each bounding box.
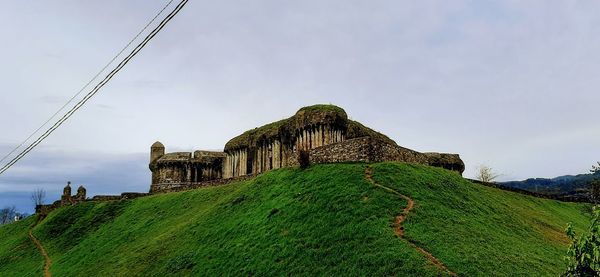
[1,1,599,212]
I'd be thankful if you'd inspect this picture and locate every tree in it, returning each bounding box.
[563,206,600,276]
[31,188,46,207]
[592,162,600,174]
[591,163,600,204]
[0,206,16,225]
[476,165,500,183]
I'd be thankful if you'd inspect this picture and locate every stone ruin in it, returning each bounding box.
[36,182,88,215]
[33,105,466,215]
[149,104,465,193]
[36,182,150,215]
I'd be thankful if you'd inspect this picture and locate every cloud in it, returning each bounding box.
[0,144,149,213]
[1,0,600,204]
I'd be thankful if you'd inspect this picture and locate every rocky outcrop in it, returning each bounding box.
[149,104,466,193]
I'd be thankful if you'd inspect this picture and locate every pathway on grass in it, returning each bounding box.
[365,166,457,276]
[29,219,52,277]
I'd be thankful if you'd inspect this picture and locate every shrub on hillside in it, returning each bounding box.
[563,206,600,276]
[298,150,310,169]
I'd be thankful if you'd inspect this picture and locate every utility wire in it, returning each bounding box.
[0,0,189,175]
[0,0,175,166]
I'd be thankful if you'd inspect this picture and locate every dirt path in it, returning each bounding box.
[29,220,52,277]
[365,167,457,276]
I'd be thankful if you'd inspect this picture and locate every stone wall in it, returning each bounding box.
[150,175,254,193]
[285,137,465,175]
[36,186,151,216]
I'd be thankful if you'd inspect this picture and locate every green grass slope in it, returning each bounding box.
[0,162,591,276]
[0,216,43,276]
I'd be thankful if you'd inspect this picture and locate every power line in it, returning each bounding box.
[0,0,189,176]
[0,0,176,166]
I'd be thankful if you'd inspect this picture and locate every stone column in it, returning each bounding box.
[304,129,309,149]
[232,152,237,177]
[256,148,260,174]
[254,148,258,174]
[240,150,246,176]
[273,141,280,169]
[186,164,191,183]
[223,156,228,179]
[229,153,234,178]
[316,126,322,147]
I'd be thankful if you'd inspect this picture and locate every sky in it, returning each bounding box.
[1,1,599,213]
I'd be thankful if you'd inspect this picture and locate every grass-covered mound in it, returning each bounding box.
[0,162,592,276]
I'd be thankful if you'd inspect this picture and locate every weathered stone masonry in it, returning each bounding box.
[149,105,465,193]
[36,182,150,216]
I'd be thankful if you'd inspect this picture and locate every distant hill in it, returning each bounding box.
[501,172,600,196]
[0,162,592,276]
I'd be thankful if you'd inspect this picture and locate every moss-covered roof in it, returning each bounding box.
[224,105,348,151]
[223,104,397,151]
[292,105,348,130]
[224,119,288,151]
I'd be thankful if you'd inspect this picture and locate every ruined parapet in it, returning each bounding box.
[36,182,88,215]
[60,182,88,204]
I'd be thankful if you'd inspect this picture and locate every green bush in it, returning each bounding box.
[563,206,600,276]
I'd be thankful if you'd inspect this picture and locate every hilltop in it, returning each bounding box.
[0,162,591,276]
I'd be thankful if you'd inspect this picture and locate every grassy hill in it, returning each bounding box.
[0,162,592,276]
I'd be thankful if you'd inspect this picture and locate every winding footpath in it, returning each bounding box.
[29,220,52,277]
[365,167,457,276]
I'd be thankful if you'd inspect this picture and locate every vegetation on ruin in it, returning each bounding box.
[224,119,288,151]
[346,119,397,145]
[0,162,593,276]
[224,104,397,151]
[295,104,347,114]
[562,206,600,276]
[224,104,348,151]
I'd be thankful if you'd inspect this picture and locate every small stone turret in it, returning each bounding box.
[61,182,72,204]
[151,141,165,163]
[63,182,71,196]
[75,186,87,201]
